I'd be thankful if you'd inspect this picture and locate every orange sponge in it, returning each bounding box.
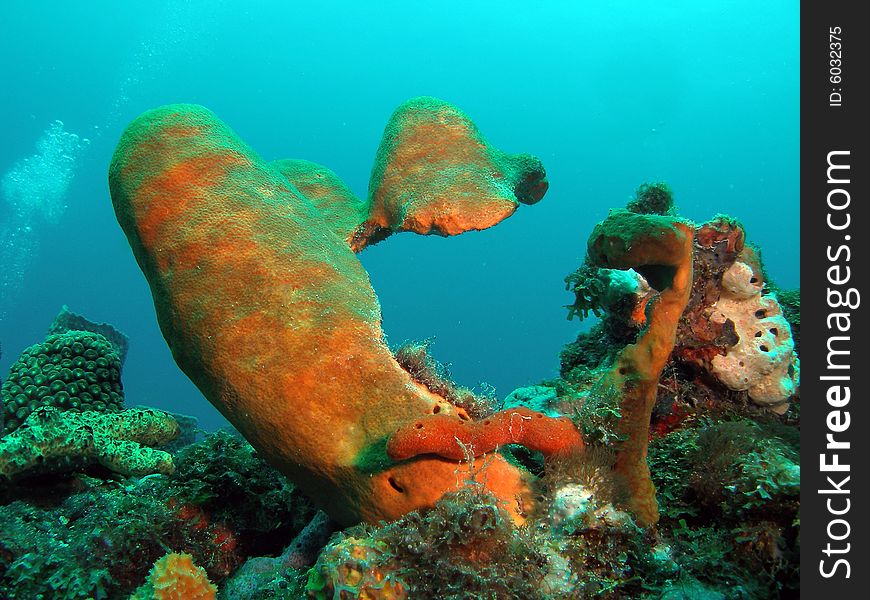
[387,407,584,461]
[109,101,544,525]
[132,552,217,600]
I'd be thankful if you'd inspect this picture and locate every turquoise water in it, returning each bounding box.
[0,1,798,431]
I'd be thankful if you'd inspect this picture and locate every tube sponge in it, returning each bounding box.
[108,100,545,525]
[387,407,584,461]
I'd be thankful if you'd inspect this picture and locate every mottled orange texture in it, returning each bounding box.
[270,98,547,253]
[586,209,694,526]
[109,102,547,526]
[133,552,217,600]
[363,97,547,245]
[387,407,585,461]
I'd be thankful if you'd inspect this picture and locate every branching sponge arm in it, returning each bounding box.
[584,209,694,526]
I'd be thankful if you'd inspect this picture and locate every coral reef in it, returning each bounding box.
[0,430,315,598]
[306,484,675,600]
[562,212,801,424]
[0,139,802,599]
[647,417,800,595]
[555,189,801,596]
[0,78,805,600]
[308,490,550,600]
[47,305,130,365]
[0,406,179,480]
[108,98,560,525]
[1,330,125,434]
[131,552,217,600]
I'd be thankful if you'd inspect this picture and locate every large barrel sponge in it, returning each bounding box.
[1,331,124,434]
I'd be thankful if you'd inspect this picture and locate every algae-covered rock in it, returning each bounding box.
[503,385,559,416]
[626,182,675,216]
[307,536,408,600]
[222,511,334,599]
[308,489,549,600]
[171,430,316,541]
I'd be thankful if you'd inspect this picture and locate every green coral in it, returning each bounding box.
[2,331,124,434]
[0,406,179,481]
[47,305,130,365]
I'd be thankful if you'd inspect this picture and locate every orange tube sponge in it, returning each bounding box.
[584,209,694,526]
[387,407,584,461]
[109,101,544,525]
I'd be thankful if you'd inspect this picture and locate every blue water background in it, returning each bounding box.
[0,1,799,431]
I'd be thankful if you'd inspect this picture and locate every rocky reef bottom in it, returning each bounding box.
[0,413,799,599]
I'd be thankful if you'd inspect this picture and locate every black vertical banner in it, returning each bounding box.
[802,1,868,596]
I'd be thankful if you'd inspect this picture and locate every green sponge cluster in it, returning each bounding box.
[1,331,124,434]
